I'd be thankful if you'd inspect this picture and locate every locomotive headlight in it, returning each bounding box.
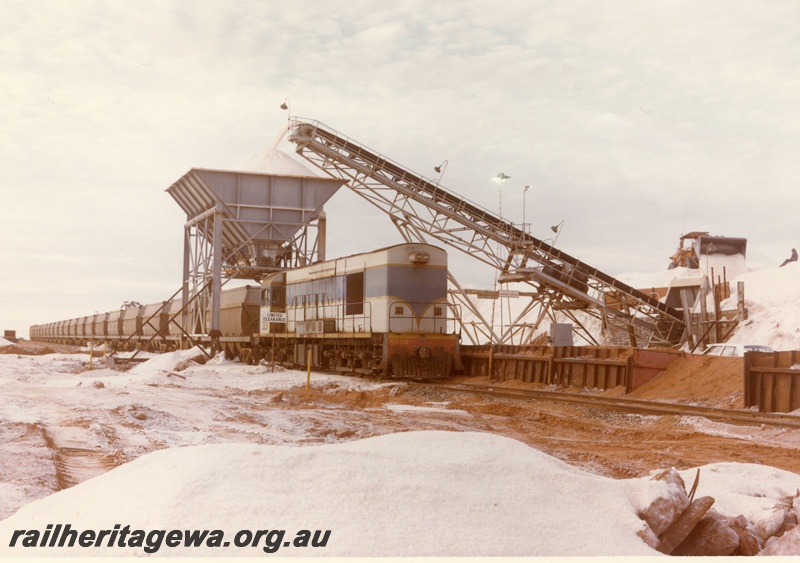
[408,251,430,263]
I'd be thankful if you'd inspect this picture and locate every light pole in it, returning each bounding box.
[491,172,511,344]
[493,172,510,216]
[549,220,565,246]
[280,96,291,123]
[523,185,530,234]
[434,160,448,185]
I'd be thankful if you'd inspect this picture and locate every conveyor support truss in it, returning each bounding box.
[287,118,685,347]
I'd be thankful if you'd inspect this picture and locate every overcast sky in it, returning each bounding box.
[2,1,799,336]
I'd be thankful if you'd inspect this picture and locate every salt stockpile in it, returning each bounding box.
[1,430,673,557]
[5,428,800,557]
[723,261,800,351]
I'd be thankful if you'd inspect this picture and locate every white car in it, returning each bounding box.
[702,343,774,357]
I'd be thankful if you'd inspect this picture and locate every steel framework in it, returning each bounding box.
[286,118,685,347]
[179,209,325,336]
[166,167,343,350]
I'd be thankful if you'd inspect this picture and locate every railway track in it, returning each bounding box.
[414,382,800,429]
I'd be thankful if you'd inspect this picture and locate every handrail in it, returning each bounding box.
[285,294,374,334]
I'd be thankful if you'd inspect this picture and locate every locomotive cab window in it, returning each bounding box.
[345,271,364,315]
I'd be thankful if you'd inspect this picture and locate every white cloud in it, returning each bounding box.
[1,0,799,336]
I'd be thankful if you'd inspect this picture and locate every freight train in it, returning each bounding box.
[29,243,461,378]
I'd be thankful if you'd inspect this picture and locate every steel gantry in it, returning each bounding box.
[165,167,344,352]
[286,118,685,347]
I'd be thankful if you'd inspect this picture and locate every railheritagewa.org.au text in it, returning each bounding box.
[8,524,331,554]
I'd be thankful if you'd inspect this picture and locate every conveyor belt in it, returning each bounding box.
[287,118,685,346]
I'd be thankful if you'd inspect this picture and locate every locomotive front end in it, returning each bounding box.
[383,332,459,379]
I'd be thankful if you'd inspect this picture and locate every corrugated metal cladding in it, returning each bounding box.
[166,168,344,253]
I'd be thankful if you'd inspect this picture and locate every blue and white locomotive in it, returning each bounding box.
[255,243,460,378]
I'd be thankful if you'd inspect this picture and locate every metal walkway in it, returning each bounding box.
[287,118,684,347]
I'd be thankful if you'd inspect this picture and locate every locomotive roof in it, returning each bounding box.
[280,243,447,282]
[328,242,446,261]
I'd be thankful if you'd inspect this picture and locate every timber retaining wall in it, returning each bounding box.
[460,345,800,411]
[460,345,682,393]
[744,351,800,413]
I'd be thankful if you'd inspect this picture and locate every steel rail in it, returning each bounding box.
[415,382,800,429]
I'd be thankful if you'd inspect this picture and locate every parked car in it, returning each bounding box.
[702,343,774,357]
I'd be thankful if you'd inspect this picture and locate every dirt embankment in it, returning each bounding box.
[628,355,744,408]
[274,366,800,480]
[9,340,800,483]
[0,339,81,356]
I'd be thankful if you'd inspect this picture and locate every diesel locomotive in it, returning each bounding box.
[29,243,461,378]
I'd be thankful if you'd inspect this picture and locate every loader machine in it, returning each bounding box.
[668,232,747,269]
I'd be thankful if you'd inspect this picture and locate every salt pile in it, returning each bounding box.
[0,431,666,557]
